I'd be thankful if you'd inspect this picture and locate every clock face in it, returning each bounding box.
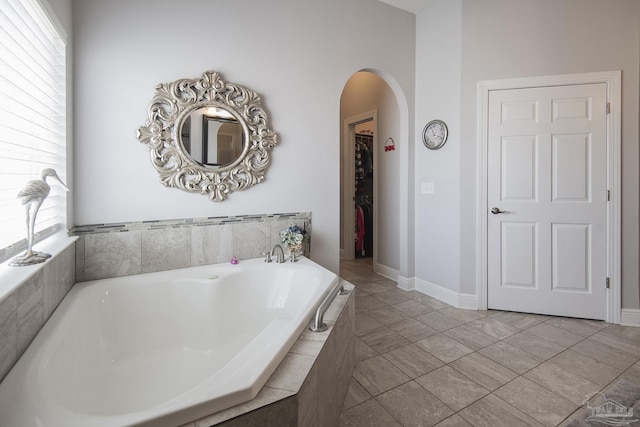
[422,120,448,149]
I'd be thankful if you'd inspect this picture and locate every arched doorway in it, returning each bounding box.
[339,70,406,280]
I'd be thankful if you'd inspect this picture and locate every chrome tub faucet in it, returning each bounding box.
[271,244,285,263]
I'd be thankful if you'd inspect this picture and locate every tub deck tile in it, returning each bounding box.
[179,387,295,427]
[290,328,330,357]
[265,353,317,393]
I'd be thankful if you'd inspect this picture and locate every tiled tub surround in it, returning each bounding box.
[0,242,75,382]
[0,213,308,384]
[181,280,355,427]
[72,212,311,282]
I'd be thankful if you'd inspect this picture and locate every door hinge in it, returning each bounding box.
[607,190,610,201]
[606,277,610,289]
[606,102,611,114]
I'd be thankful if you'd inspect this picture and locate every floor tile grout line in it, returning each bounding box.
[342,258,640,426]
[370,394,405,427]
[341,375,373,412]
[551,350,640,427]
[355,310,639,424]
[355,305,536,420]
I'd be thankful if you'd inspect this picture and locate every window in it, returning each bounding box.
[0,0,67,263]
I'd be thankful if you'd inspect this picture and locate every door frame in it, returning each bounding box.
[476,71,621,323]
[342,110,378,266]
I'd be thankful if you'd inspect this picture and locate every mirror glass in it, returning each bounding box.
[180,107,245,168]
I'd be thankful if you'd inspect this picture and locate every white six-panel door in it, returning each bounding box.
[487,83,608,319]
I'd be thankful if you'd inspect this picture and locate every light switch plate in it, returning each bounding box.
[421,182,435,194]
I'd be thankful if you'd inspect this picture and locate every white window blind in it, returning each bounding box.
[0,0,67,263]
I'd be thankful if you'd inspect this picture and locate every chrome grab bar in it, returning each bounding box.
[309,280,349,332]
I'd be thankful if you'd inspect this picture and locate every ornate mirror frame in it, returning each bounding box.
[136,71,277,201]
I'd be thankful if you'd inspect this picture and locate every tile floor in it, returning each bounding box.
[337,258,640,427]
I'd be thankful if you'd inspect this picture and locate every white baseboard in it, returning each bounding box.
[365,265,479,310]
[373,263,417,291]
[415,278,479,310]
[396,275,415,291]
[368,262,418,291]
[457,293,480,310]
[408,277,629,319]
[620,309,640,327]
[374,263,398,282]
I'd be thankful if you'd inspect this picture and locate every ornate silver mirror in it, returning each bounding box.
[137,71,277,201]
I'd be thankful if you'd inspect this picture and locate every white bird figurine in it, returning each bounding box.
[9,168,69,266]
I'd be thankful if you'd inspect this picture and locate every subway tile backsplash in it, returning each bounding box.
[72,212,312,282]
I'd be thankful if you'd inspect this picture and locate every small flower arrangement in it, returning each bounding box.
[280,223,307,248]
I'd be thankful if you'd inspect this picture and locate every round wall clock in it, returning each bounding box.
[422,119,448,150]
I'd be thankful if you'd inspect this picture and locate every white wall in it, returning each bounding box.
[72,0,415,273]
[414,0,462,292]
[415,0,640,309]
[340,71,402,272]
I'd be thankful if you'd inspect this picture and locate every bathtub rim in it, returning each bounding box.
[0,256,341,427]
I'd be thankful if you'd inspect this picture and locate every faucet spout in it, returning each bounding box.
[271,244,285,263]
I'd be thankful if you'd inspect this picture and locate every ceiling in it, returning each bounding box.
[377,0,434,14]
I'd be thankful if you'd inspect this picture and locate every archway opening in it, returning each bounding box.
[339,70,406,279]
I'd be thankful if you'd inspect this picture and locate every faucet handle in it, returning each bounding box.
[261,251,272,263]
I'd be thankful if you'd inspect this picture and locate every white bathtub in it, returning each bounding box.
[0,256,339,427]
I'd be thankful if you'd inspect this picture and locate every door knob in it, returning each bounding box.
[491,207,507,214]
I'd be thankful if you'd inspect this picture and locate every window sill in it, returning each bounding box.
[0,231,77,304]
